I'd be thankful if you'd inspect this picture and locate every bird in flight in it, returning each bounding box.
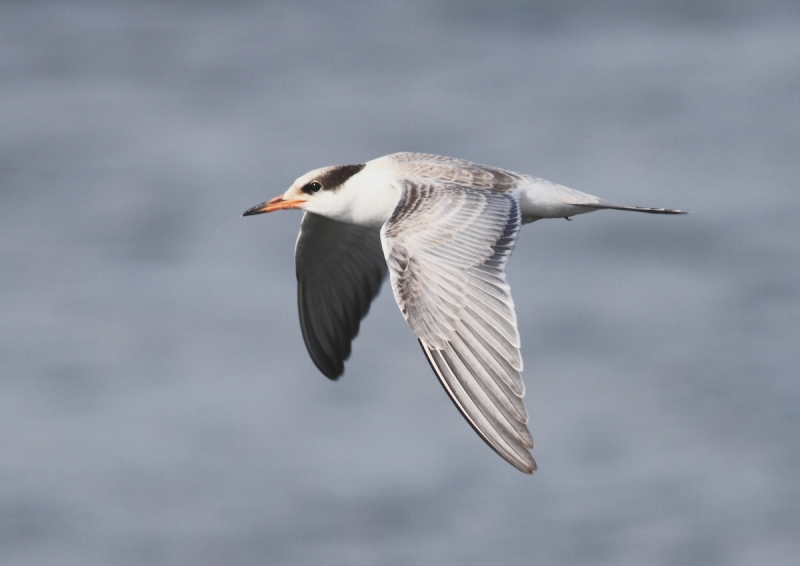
[243,152,686,473]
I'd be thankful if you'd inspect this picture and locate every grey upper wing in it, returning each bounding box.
[381,182,536,473]
[295,212,387,380]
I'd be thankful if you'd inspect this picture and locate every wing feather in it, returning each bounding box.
[447,330,528,422]
[382,182,536,473]
[295,212,387,379]
[422,345,536,473]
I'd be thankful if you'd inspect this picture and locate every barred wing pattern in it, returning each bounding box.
[381,182,536,473]
[295,212,387,379]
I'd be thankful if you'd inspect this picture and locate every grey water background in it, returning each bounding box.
[2,1,799,564]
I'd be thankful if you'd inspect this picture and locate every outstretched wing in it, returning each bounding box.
[295,212,387,379]
[381,182,536,473]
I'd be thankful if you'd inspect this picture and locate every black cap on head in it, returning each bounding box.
[312,164,365,191]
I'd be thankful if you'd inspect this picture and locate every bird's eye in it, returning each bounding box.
[305,182,322,193]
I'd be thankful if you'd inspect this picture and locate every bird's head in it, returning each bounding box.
[242,164,366,218]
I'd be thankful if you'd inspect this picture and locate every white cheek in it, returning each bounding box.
[300,176,401,228]
[304,191,347,218]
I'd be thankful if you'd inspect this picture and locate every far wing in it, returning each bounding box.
[295,212,387,379]
[381,182,536,473]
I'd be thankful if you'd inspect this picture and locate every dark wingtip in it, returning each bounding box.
[318,362,344,381]
[305,346,345,381]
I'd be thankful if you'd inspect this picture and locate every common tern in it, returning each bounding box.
[243,152,686,473]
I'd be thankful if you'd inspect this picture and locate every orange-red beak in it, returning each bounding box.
[241,195,305,216]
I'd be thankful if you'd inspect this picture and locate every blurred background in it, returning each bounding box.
[1,1,798,564]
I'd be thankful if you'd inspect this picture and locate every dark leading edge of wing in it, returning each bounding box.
[295,212,387,379]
